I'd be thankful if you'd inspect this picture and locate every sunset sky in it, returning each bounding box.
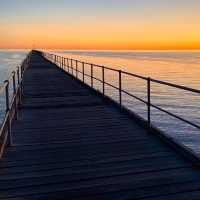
[0,0,200,50]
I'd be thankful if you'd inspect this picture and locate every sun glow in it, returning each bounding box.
[0,0,200,50]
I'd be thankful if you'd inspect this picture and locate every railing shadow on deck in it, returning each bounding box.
[0,51,31,157]
[43,51,200,162]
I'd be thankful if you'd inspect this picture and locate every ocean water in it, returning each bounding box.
[0,50,199,153]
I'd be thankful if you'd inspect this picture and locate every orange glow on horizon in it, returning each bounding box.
[1,6,200,50]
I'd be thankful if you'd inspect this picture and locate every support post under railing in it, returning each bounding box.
[4,80,12,146]
[102,66,105,95]
[91,64,93,88]
[20,65,23,79]
[63,58,66,71]
[82,62,85,83]
[76,60,78,78]
[12,71,16,94]
[67,58,69,72]
[147,77,151,128]
[71,59,73,75]
[119,70,122,107]
[17,66,22,105]
[5,80,9,113]
[20,65,23,98]
[12,71,18,120]
[17,67,20,86]
[61,57,63,69]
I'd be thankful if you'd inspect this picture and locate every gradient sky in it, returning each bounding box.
[0,0,200,50]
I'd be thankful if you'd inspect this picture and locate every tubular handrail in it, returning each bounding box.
[43,52,200,132]
[47,53,200,93]
[0,51,32,158]
[150,78,200,94]
[121,70,148,80]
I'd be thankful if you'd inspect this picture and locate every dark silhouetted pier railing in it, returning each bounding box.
[0,52,31,157]
[43,52,200,130]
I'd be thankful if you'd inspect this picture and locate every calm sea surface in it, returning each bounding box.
[0,50,200,153]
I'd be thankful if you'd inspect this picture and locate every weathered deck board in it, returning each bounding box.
[0,51,200,199]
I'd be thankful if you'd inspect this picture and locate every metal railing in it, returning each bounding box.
[0,51,31,157]
[43,52,200,132]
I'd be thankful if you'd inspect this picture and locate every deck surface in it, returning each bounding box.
[0,51,200,199]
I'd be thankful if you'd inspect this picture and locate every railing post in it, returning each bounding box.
[71,59,73,75]
[82,62,85,83]
[61,57,63,69]
[17,66,20,86]
[4,80,12,146]
[4,80,9,113]
[20,64,23,79]
[20,65,23,99]
[12,71,16,94]
[67,58,69,73]
[102,66,105,95]
[76,60,78,78]
[64,58,66,71]
[12,71,18,120]
[91,64,93,88]
[17,66,22,105]
[63,57,64,69]
[147,77,151,128]
[119,70,122,107]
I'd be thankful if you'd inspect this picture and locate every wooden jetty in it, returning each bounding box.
[0,50,200,199]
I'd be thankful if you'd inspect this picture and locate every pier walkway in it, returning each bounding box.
[0,51,200,199]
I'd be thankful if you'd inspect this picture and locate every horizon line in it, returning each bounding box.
[0,48,200,51]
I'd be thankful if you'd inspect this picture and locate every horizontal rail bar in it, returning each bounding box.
[151,103,200,129]
[150,78,200,94]
[122,70,148,80]
[104,81,120,91]
[93,76,103,83]
[121,89,147,104]
[103,66,119,72]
